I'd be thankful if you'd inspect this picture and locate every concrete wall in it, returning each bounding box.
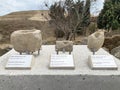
[0,75,120,90]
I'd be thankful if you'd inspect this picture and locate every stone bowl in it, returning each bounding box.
[11,29,42,54]
[55,41,73,54]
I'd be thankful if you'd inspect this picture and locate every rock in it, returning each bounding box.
[103,35,120,51]
[111,46,120,59]
[87,30,105,54]
[55,41,73,54]
[11,29,42,54]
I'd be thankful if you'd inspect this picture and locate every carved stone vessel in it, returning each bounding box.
[55,41,73,54]
[11,29,42,54]
[87,30,105,54]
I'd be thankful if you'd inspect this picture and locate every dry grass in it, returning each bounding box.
[0,10,55,44]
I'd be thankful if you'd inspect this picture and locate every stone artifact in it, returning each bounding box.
[55,41,73,54]
[87,30,105,54]
[11,29,42,54]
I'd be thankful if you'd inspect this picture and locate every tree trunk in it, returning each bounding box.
[69,32,76,41]
[66,32,70,40]
[73,32,76,40]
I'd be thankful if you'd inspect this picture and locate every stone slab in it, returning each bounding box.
[0,45,120,90]
[89,55,118,70]
[49,54,75,69]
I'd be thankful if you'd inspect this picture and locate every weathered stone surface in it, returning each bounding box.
[55,41,73,54]
[87,30,105,53]
[11,29,42,54]
[111,46,120,59]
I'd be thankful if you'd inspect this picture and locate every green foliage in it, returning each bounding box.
[88,22,97,33]
[97,0,120,30]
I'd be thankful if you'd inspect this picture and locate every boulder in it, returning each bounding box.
[111,46,120,59]
[103,35,120,51]
[55,41,73,54]
[11,29,42,54]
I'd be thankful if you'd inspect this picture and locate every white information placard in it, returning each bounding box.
[49,54,75,69]
[5,55,33,69]
[89,55,118,70]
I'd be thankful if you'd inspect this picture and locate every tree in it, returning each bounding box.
[97,0,120,31]
[48,0,90,40]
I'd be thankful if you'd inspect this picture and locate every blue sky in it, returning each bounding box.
[0,0,104,16]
